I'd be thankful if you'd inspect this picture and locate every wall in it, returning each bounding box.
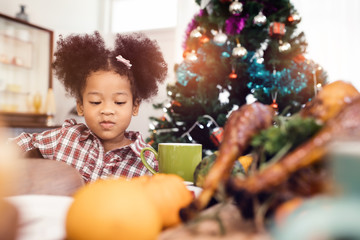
[0,0,100,128]
[293,0,360,90]
[126,0,199,137]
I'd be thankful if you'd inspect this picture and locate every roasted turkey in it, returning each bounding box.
[181,80,360,224]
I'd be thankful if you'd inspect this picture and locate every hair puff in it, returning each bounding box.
[52,32,109,100]
[112,32,168,100]
[52,31,168,103]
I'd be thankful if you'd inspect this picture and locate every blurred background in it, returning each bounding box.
[0,0,359,138]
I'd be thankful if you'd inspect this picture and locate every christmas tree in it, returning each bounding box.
[147,0,327,155]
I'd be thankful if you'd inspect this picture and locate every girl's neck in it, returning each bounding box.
[101,136,133,153]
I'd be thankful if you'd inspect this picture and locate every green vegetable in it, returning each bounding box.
[193,151,245,188]
[251,115,323,166]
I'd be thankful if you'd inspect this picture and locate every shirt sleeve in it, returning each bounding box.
[9,127,63,158]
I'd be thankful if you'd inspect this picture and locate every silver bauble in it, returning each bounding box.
[232,43,247,58]
[210,29,218,36]
[279,41,291,52]
[190,27,202,39]
[253,11,267,26]
[213,30,228,46]
[229,0,243,16]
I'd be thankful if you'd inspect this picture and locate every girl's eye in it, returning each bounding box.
[90,101,101,105]
[115,102,126,105]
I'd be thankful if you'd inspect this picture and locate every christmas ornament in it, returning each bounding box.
[148,139,154,145]
[181,115,223,149]
[271,91,278,111]
[253,11,267,26]
[213,30,228,46]
[269,22,286,37]
[229,0,243,16]
[200,35,210,44]
[293,54,306,63]
[210,29,218,36]
[190,27,202,39]
[270,99,278,110]
[183,10,205,49]
[232,42,247,58]
[288,11,301,24]
[210,127,224,147]
[278,40,291,52]
[185,50,198,62]
[182,49,191,59]
[171,100,182,107]
[229,69,237,79]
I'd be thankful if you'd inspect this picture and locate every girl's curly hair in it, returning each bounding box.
[52,31,168,103]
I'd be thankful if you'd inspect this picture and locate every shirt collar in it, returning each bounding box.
[62,118,99,142]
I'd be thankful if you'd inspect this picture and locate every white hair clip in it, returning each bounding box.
[116,55,132,69]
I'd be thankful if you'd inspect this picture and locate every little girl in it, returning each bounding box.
[10,31,168,183]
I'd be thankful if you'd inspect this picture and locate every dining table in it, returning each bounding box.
[0,158,272,240]
[1,158,84,240]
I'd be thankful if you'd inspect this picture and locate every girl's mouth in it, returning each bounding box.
[100,121,115,129]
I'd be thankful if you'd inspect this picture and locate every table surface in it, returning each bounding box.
[159,202,272,240]
[1,158,84,240]
[6,158,85,197]
[2,159,272,240]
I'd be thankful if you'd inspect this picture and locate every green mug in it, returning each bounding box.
[140,143,202,182]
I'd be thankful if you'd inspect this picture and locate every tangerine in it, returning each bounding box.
[66,178,161,240]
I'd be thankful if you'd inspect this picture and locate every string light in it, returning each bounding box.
[180,115,220,139]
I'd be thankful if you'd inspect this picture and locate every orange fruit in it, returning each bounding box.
[66,178,162,240]
[238,155,253,174]
[142,174,193,228]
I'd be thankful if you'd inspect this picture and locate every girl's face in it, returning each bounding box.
[76,70,139,149]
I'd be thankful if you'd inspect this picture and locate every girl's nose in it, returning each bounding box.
[100,109,115,115]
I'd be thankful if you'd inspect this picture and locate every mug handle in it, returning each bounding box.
[140,147,158,174]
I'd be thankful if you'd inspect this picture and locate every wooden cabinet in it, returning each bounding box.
[0,13,53,127]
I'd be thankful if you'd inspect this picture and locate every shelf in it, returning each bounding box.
[0,12,53,128]
[0,89,29,95]
[0,33,32,44]
[0,112,50,128]
[0,59,32,69]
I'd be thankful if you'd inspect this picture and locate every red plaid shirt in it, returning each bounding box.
[11,119,158,183]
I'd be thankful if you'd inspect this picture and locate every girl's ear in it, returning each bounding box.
[76,101,84,116]
[132,99,140,116]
